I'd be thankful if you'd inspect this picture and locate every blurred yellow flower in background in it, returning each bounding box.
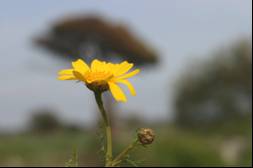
[58,59,140,102]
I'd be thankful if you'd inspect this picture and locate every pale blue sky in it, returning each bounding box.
[0,0,252,131]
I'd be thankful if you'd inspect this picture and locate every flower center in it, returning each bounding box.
[84,71,113,92]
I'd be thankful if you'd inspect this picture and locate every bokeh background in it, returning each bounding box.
[0,0,252,166]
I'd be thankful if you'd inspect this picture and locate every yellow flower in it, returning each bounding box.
[58,59,140,102]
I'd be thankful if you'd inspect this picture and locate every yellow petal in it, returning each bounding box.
[58,75,76,80]
[73,70,86,81]
[116,79,136,96]
[117,69,140,80]
[58,69,74,75]
[91,59,103,71]
[107,63,118,74]
[58,69,76,80]
[108,82,127,102]
[114,61,133,76]
[72,59,90,74]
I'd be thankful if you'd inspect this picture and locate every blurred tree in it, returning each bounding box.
[174,39,252,130]
[34,15,158,65]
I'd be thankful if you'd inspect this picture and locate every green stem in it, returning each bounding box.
[111,139,139,167]
[94,92,113,167]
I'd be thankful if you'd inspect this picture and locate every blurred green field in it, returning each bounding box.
[0,125,251,167]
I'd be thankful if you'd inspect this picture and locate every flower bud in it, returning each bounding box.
[137,128,155,145]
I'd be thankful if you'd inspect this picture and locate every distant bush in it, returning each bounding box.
[29,109,62,133]
[174,39,252,132]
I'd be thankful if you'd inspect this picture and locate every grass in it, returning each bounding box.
[0,126,251,167]
[0,131,101,166]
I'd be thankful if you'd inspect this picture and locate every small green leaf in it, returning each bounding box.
[65,147,78,167]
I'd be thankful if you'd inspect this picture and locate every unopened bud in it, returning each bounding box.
[137,128,155,145]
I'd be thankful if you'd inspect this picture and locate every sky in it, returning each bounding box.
[0,0,252,131]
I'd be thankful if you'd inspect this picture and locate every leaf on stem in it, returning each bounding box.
[65,147,79,167]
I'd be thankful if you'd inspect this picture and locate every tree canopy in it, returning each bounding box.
[35,15,158,66]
